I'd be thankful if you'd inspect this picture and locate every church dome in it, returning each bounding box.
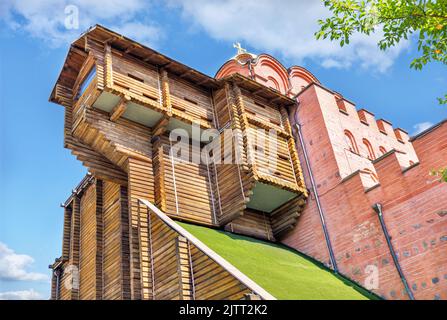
[215,44,320,97]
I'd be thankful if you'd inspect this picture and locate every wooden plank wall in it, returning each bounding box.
[242,93,284,131]
[270,196,306,237]
[119,185,132,299]
[150,212,181,300]
[102,181,125,299]
[161,139,216,226]
[58,179,132,300]
[127,158,155,299]
[279,107,307,192]
[190,244,251,300]
[212,87,232,129]
[152,136,167,212]
[62,206,72,260]
[94,180,104,299]
[69,196,81,300]
[213,161,247,225]
[211,84,252,226]
[85,37,105,91]
[176,236,194,300]
[79,182,101,300]
[61,63,128,186]
[225,210,275,241]
[168,74,214,127]
[248,124,297,187]
[137,202,256,300]
[56,198,82,306]
[111,50,161,106]
[79,107,153,170]
[50,271,58,300]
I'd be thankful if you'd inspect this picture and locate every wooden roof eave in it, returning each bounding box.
[49,257,66,270]
[50,25,297,109]
[75,24,219,86]
[61,173,95,208]
[50,24,221,104]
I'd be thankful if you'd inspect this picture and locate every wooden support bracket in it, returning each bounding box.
[110,95,130,122]
[152,116,170,137]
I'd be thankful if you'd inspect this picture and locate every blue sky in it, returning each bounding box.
[0,1,446,299]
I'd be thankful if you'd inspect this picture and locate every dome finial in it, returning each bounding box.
[231,42,257,61]
[233,42,247,55]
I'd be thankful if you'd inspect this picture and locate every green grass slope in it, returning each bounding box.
[179,222,377,300]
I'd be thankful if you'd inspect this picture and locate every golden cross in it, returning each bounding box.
[233,42,247,55]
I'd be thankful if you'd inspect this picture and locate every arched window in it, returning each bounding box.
[379,146,387,155]
[363,168,379,183]
[362,138,376,160]
[266,76,280,91]
[344,130,359,154]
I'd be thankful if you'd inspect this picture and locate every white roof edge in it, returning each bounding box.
[138,198,277,300]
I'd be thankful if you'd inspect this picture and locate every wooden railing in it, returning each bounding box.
[137,199,276,300]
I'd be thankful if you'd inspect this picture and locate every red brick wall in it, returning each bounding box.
[283,84,447,300]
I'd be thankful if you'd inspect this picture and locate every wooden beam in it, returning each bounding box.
[196,78,209,86]
[152,115,169,137]
[70,46,88,58]
[125,45,136,54]
[270,96,283,104]
[253,88,265,95]
[159,61,172,68]
[110,95,130,122]
[103,36,117,44]
[179,70,193,78]
[143,53,156,62]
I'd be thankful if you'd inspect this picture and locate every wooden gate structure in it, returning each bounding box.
[49,25,307,300]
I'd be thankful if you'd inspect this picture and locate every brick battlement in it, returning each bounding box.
[284,89,447,300]
[294,83,419,190]
[304,83,413,148]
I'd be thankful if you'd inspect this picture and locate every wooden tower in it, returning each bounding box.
[49,25,307,300]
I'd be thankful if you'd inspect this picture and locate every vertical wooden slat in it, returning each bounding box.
[102,181,122,299]
[79,183,97,300]
[152,136,167,212]
[120,185,131,299]
[127,158,154,299]
[104,43,113,88]
[280,106,307,193]
[70,196,81,300]
[176,236,194,300]
[95,180,103,300]
[161,69,172,114]
[62,206,72,260]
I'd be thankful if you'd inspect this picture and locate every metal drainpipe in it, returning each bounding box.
[372,203,415,300]
[247,60,255,80]
[294,119,339,273]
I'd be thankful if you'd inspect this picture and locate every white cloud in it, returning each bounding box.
[412,122,434,135]
[170,0,410,73]
[0,0,162,47]
[0,289,43,300]
[0,242,48,281]
[1,0,410,72]
[113,21,163,47]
